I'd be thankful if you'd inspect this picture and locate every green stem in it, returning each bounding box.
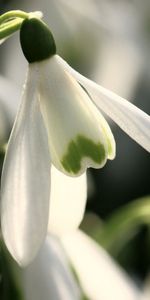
[0,10,28,25]
[0,18,23,39]
[98,196,150,254]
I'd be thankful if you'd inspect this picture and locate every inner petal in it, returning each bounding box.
[37,56,115,176]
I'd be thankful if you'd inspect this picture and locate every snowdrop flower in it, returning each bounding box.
[61,230,146,300]
[21,166,85,299]
[0,16,150,267]
[22,165,148,300]
[22,230,147,300]
[22,235,81,300]
[48,166,87,236]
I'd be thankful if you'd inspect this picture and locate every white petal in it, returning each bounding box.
[57,55,150,152]
[0,66,50,266]
[22,235,81,300]
[38,56,115,176]
[48,166,87,236]
[61,230,143,300]
[0,38,7,45]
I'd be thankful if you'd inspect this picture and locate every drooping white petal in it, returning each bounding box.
[61,230,143,300]
[48,166,87,236]
[22,235,81,300]
[37,56,115,176]
[0,66,50,266]
[57,55,150,152]
[0,38,8,45]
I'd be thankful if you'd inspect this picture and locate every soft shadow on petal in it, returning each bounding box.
[57,55,150,152]
[61,230,143,300]
[48,166,87,236]
[22,235,81,300]
[0,66,50,266]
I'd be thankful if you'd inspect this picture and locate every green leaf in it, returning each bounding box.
[97,196,150,255]
[0,240,23,300]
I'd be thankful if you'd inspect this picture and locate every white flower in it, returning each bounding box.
[0,17,150,267]
[22,161,148,300]
[61,230,145,300]
[49,166,87,236]
[22,230,147,300]
[22,235,81,300]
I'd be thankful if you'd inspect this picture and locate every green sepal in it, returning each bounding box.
[20,17,56,63]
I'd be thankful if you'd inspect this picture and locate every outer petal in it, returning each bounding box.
[56,55,150,152]
[48,165,87,236]
[0,65,50,266]
[22,235,81,300]
[0,38,7,45]
[38,56,115,176]
[61,230,144,300]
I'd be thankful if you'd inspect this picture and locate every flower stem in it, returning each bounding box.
[0,18,23,39]
[0,10,28,25]
[0,10,43,40]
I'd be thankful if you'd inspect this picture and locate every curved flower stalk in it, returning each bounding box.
[0,16,150,266]
[0,10,43,41]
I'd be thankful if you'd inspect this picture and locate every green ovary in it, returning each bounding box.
[61,135,106,174]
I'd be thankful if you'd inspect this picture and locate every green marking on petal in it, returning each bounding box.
[61,135,106,174]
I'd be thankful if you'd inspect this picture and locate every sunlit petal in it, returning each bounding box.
[38,56,115,176]
[61,230,143,300]
[0,38,7,44]
[57,55,150,152]
[0,66,50,266]
[48,166,87,236]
